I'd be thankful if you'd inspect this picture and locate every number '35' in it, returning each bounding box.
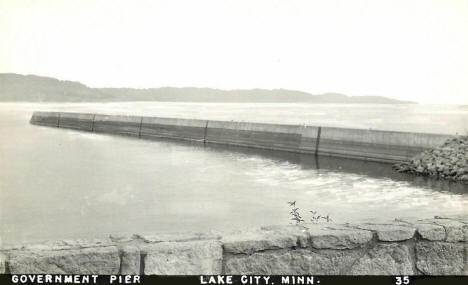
[395,276,410,285]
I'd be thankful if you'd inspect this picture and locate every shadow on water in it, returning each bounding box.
[142,136,468,195]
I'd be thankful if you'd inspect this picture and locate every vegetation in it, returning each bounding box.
[287,201,332,225]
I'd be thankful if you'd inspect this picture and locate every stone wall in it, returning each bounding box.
[1,216,467,275]
[30,112,455,163]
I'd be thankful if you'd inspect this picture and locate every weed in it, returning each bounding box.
[309,210,333,223]
[288,201,304,224]
[287,201,332,225]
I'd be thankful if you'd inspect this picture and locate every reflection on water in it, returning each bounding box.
[0,103,467,247]
[206,144,468,194]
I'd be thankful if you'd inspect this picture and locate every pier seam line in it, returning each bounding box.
[57,113,61,128]
[203,120,209,144]
[91,114,96,132]
[138,117,143,138]
[315,126,322,155]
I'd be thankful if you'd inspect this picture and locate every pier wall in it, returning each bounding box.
[30,112,454,163]
[141,117,207,142]
[1,216,467,275]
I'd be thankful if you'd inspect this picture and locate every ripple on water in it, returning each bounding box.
[231,153,468,222]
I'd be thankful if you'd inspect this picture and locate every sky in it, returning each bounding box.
[1,0,467,104]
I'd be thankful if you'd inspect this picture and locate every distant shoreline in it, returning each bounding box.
[0,73,416,104]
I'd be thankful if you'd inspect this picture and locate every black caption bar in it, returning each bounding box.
[1,275,467,285]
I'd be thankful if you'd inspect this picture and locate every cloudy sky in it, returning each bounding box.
[1,0,467,104]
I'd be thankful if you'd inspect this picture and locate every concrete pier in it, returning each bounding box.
[30,111,454,163]
[140,117,207,142]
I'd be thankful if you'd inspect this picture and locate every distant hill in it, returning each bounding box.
[0,73,416,104]
[0,73,108,102]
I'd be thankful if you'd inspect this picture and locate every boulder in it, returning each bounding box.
[393,136,468,183]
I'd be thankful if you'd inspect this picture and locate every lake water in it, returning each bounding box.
[0,102,467,246]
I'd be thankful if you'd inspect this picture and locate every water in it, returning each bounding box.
[1,103,467,247]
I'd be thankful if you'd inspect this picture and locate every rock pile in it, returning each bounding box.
[393,136,468,183]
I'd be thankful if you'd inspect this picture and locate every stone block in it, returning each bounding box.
[0,252,6,274]
[432,219,468,242]
[348,243,413,275]
[415,223,446,241]
[416,242,465,275]
[395,217,462,241]
[120,245,140,275]
[8,246,120,274]
[224,248,362,275]
[222,227,307,254]
[22,238,114,251]
[135,232,221,243]
[307,224,373,249]
[143,240,222,275]
[356,223,415,241]
[441,215,468,224]
[260,225,310,248]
